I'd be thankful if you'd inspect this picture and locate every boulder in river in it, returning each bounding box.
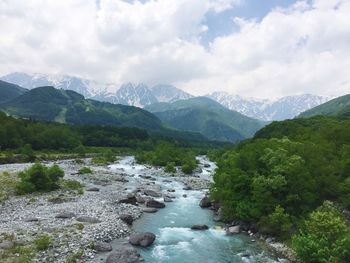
[199,196,211,208]
[142,208,158,213]
[120,214,133,225]
[191,224,209,230]
[118,193,138,205]
[143,189,162,198]
[226,225,240,235]
[106,245,142,263]
[163,196,173,202]
[76,216,101,224]
[146,199,165,208]
[129,232,156,247]
[183,186,192,190]
[94,241,112,252]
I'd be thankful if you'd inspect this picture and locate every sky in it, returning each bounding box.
[0,0,349,98]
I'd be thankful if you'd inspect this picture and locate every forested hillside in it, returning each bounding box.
[211,116,350,262]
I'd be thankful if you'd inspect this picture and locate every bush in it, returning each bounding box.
[165,162,176,173]
[34,235,52,251]
[62,179,84,194]
[258,205,292,240]
[16,163,64,194]
[181,159,197,174]
[20,144,35,161]
[292,201,350,263]
[78,167,92,174]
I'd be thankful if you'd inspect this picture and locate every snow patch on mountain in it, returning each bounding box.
[207,92,330,121]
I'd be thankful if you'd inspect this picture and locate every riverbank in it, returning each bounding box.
[0,156,291,263]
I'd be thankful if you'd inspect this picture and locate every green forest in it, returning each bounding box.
[211,116,350,262]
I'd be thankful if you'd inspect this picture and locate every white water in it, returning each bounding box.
[108,156,280,263]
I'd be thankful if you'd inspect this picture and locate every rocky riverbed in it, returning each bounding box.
[0,156,215,262]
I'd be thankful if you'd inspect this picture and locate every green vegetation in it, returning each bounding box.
[211,116,350,262]
[0,80,27,104]
[34,235,52,251]
[62,179,84,194]
[164,162,176,173]
[66,248,84,263]
[16,163,64,194]
[299,94,350,118]
[0,171,18,203]
[145,97,266,142]
[136,143,198,174]
[78,167,92,174]
[292,201,350,263]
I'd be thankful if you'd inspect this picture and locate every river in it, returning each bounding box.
[107,156,280,263]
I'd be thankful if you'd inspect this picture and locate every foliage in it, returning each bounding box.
[62,179,84,194]
[34,235,52,251]
[136,143,198,173]
[16,163,64,194]
[292,201,350,263]
[211,116,350,253]
[165,162,176,173]
[258,205,293,240]
[78,167,92,174]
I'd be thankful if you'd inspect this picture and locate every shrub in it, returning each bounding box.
[78,167,92,174]
[292,201,350,263]
[20,144,35,161]
[165,162,176,173]
[258,205,292,240]
[34,235,52,251]
[181,159,197,174]
[62,179,84,194]
[16,163,64,194]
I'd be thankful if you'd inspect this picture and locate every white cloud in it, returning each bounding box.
[0,0,349,98]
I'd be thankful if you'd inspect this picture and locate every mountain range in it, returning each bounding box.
[1,72,329,121]
[145,97,266,142]
[207,92,330,121]
[299,94,350,118]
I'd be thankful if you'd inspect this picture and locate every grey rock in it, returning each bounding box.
[129,232,156,247]
[183,194,187,198]
[118,193,137,205]
[227,225,240,235]
[24,217,39,222]
[143,189,162,198]
[142,208,158,213]
[183,186,192,190]
[106,245,142,263]
[87,187,100,192]
[94,241,112,252]
[0,240,14,249]
[204,164,211,168]
[146,199,165,208]
[120,214,133,225]
[163,196,173,202]
[167,189,175,192]
[191,224,209,230]
[55,212,76,219]
[76,216,101,224]
[199,196,211,208]
[162,179,172,183]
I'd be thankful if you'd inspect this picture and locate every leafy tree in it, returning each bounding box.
[292,201,350,263]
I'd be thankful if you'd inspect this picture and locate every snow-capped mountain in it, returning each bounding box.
[207,92,330,121]
[0,72,192,108]
[151,84,193,103]
[1,72,107,98]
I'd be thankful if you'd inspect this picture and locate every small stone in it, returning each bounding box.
[163,196,173,202]
[94,241,112,252]
[24,217,39,222]
[76,216,101,224]
[87,187,100,192]
[183,186,192,190]
[143,189,162,198]
[55,212,76,219]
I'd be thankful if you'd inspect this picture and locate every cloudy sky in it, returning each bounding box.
[0,0,349,98]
